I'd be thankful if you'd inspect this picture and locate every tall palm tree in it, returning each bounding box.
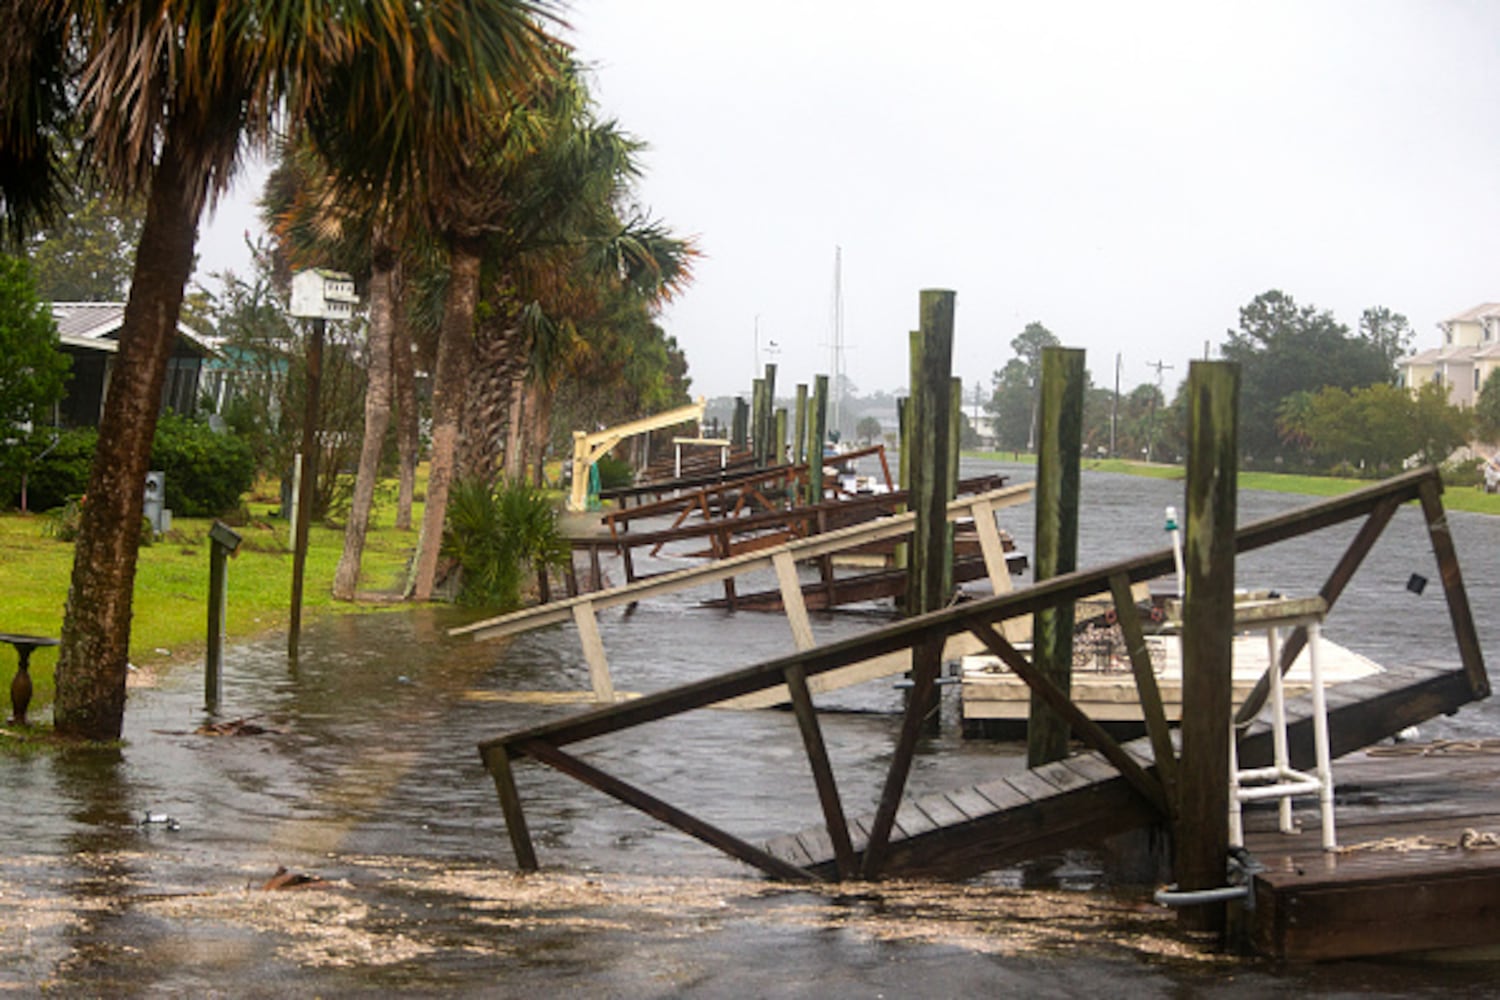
[0,0,555,740]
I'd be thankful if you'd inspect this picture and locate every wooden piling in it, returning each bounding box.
[731,396,749,449]
[774,408,788,469]
[808,375,829,502]
[1027,346,1085,768]
[794,383,809,467]
[864,291,955,877]
[1177,360,1239,933]
[763,363,778,461]
[907,304,956,618]
[751,377,768,467]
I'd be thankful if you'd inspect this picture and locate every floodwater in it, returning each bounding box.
[3,460,1499,996]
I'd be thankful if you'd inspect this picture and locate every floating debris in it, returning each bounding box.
[140,812,181,832]
[193,717,273,737]
[260,866,333,891]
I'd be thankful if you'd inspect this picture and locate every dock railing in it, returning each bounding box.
[477,466,1487,881]
[453,482,1034,704]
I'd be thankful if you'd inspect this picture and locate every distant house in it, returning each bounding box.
[1399,303,1500,408]
[50,302,216,427]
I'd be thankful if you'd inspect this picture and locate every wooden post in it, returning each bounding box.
[289,315,324,661]
[751,377,768,467]
[1177,360,1239,934]
[865,291,955,877]
[1027,346,1085,768]
[206,541,228,711]
[808,375,828,502]
[794,383,809,466]
[763,363,778,464]
[774,408,788,469]
[907,304,956,618]
[732,396,749,449]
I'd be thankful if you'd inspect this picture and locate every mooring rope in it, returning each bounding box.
[1336,828,1500,854]
[1366,738,1500,757]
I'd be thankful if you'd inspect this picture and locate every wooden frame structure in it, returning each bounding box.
[476,468,1487,882]
[452,483,1034,705]
[567,398,707,512]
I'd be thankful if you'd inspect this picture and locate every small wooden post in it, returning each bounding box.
[794,383,809,466]
[808,375,828,502]
[1027,346,1085,768]
[206,542,228,711]
[1177,360,1239,934]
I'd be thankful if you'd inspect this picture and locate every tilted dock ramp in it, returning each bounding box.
[765,661,1480,879]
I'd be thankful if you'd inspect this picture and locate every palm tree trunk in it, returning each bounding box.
[411,239,481,600]
[391,282,418,532]
[331,241,396,600]
[54,136,203,741]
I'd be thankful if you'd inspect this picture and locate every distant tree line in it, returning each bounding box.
[982,290,1479,476]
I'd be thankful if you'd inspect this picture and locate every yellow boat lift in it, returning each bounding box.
[567,397,708,512]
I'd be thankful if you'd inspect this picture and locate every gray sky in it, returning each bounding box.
[198,0,1500,401]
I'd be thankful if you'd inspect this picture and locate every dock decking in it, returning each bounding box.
[764,661,1477,879]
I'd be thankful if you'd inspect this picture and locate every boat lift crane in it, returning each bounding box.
[567,397,708,512]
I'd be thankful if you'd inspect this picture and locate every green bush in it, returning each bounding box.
[0,426,98,511]
[595,455,634,491]
[149,412,256,516]
[441,477,569,609]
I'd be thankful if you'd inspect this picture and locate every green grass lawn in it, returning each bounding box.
[968,450,1500,514]
[0,484,422,717]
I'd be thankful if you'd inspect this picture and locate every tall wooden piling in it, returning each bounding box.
[751,377,768,466]
[864,290,955,877]
[1177,360,1240,933]
[774,408,788,467]
[1027,346,1085,767]
[762,363,779,463]
[731,397,749,449]
[907,296,956,618]
[794,383,809,466]
[808,375,829,502]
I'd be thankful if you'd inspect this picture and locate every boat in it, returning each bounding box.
[959,592,1384,738]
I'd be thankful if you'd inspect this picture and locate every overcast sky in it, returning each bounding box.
[197,0,1500,402]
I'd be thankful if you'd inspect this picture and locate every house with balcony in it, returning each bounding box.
[1400,302,1500,407]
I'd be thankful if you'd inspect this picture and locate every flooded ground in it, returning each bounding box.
[3,461,1499,995]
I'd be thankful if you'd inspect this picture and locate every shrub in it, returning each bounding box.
[1,427,98,511]
[441,477,568,609]
[595,454,634,491]
[149,412,256,517]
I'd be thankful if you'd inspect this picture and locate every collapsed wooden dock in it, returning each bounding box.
[474,468,1489,912]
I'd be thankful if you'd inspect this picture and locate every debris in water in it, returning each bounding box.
[260,866,333,891]
[140,812,181,831]
[194,717,273,737]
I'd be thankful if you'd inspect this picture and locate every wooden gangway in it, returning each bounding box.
[765,660,1476,878]
[475,468,1488,882]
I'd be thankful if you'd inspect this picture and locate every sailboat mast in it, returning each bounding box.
[830,246,844,439]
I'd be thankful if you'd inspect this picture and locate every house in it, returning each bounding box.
[50,302,216,427]
[1399,303,1500,407]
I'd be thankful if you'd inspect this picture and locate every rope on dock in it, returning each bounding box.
[1335,828,1500,854]
[1366,738,1500,757]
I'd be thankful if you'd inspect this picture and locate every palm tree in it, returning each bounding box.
[0,0,555,740]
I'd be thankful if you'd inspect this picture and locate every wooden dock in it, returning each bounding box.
[763,660,1479,878]
[1245,741,1500,961]
[475,465,1490,943]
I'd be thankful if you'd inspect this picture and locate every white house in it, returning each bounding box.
[1400,302,1500,407]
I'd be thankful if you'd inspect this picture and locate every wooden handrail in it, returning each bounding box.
[479,466,1487,881]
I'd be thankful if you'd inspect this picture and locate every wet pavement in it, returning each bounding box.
[4,463,1500,995]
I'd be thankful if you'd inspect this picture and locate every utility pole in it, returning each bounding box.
[1111,352,1121,458]
[1145,358,1174,463]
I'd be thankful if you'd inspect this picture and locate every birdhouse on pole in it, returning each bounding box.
[289,268,358,320]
